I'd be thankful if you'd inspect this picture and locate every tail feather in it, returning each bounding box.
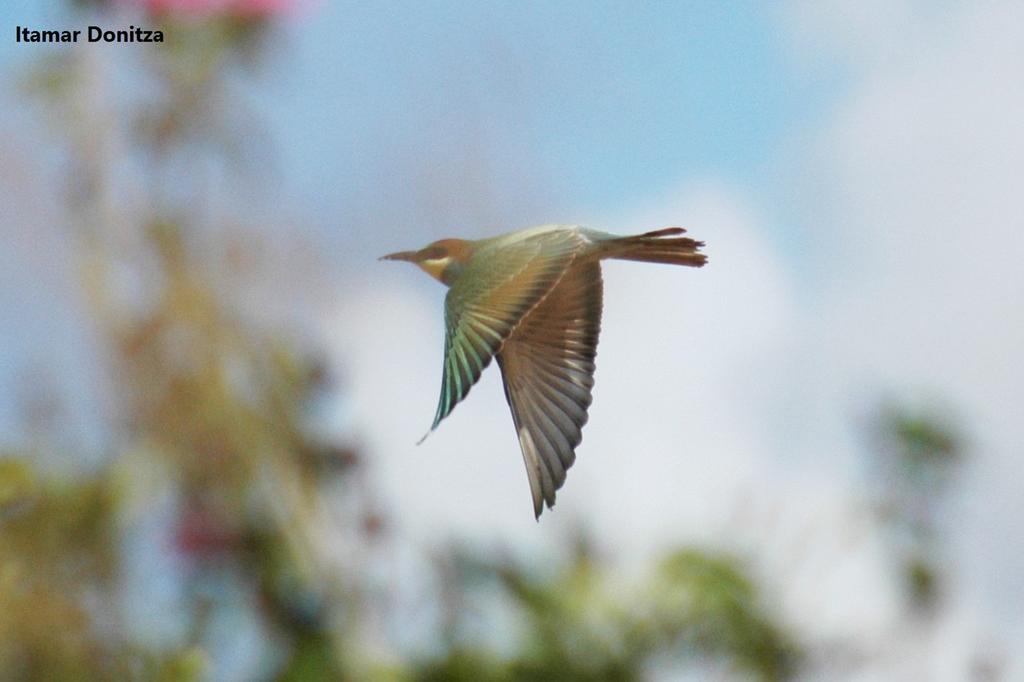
[604,227,707,267]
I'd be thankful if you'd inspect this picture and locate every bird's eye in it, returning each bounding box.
[422,246,447,260]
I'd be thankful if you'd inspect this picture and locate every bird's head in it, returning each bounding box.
[380,238,474,285]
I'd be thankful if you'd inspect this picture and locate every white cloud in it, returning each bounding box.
[777,0,1024,673]
[325,185,797,543]
[791,0,1024,613]
[326,0,1024,670]
[327,183,900,646]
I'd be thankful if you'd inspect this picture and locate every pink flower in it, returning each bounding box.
[132,0,227,17]
[229,0,296,16]
[126,0,298,18]
[174,507,239,559]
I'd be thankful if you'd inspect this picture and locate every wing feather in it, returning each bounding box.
[497,260,603,518]
[428,229,584,432]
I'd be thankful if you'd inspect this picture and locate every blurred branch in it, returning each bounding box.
[416,544,800,682]
[868,402,966,615]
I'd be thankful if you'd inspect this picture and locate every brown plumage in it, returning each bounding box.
[381,224,706,518]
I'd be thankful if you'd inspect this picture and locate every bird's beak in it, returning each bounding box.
[379,250,419,262]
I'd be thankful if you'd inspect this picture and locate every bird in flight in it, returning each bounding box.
[381,224,706,518]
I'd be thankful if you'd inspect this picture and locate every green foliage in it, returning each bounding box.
[878,406,962,484]
[410,545,800,682]
[869,404,966,614]
[0,464,118,679]
[15,1,970,679]
[0,457,36,508]
[651,550,798,680]
[414,650,511,682]
[20,52,77,99]
[7,9,362,672]
[276,632,343,682]
[903,555,938,612]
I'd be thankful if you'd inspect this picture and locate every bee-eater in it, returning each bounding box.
[381,224,706,519]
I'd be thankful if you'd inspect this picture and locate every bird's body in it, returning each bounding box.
[382,224,706,518]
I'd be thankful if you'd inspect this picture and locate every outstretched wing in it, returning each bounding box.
[428,228,584,434]
[496,260,603,518]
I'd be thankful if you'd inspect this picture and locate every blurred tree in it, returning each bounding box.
[411,542,799,681]
[7,1,960,681]
[6,0,373,679]
[868,403,964,614]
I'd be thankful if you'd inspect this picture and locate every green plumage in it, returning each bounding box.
[431,229,582,430]
[386,224,706,517]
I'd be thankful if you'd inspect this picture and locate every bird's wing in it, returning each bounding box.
[428,228,584,433]
[496,259,603,518]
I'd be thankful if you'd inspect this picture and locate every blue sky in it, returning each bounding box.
[2,1,839,263]
[0,1,839,459]
[259,1,834,213]
[5,2,1024,675]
